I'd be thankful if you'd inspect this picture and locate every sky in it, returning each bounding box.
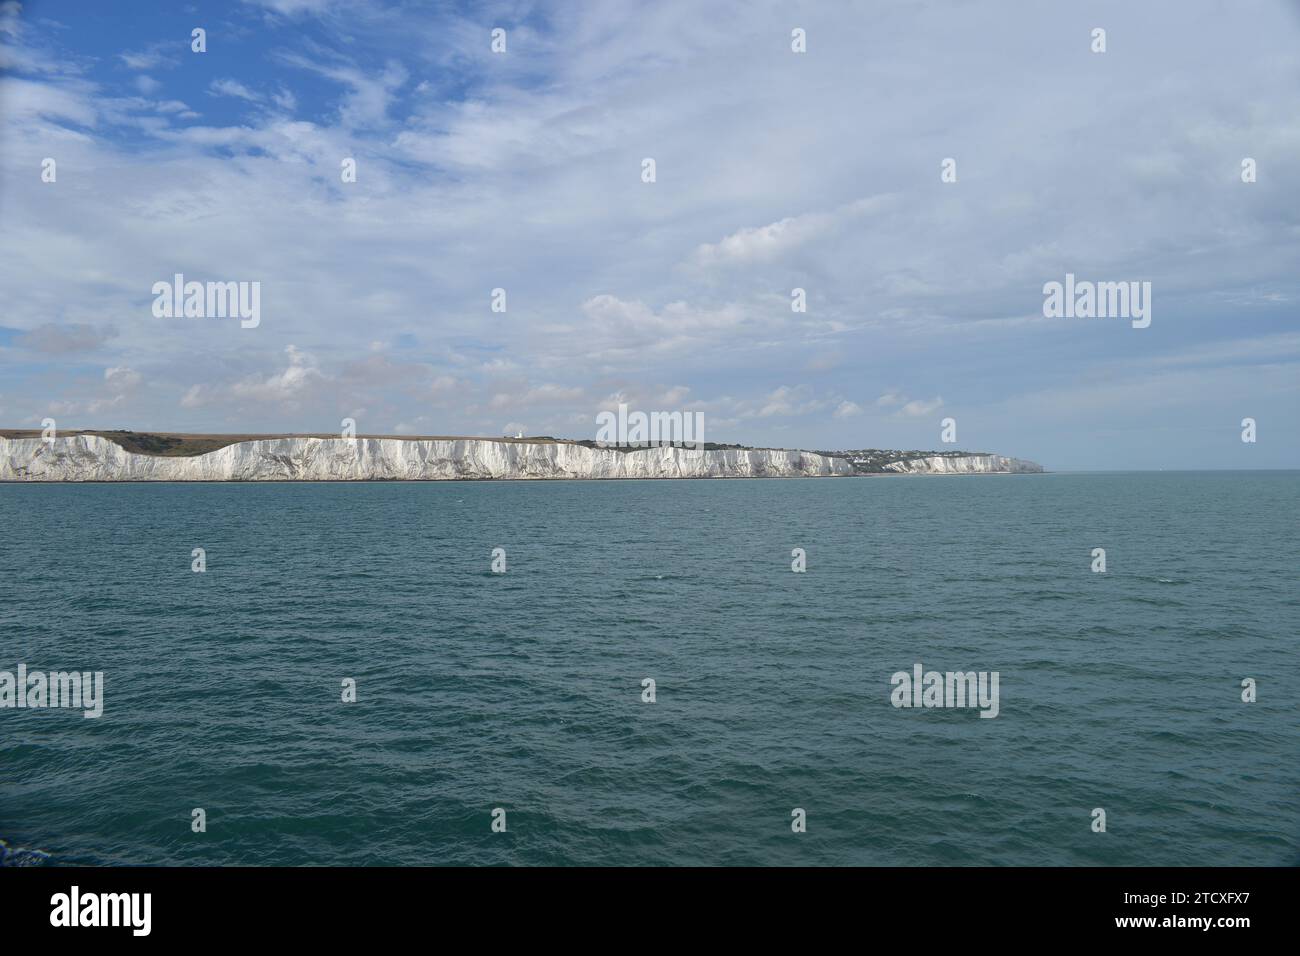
[1,0,1298,470]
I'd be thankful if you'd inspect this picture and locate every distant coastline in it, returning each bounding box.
[0,430,1044,482]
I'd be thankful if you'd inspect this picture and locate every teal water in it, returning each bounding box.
[0,473,1296,866]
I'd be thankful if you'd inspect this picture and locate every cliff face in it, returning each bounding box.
[882,454,1044,475]
[0,435,853,481]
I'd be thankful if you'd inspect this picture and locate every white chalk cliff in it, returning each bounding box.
[882,454,1043,475]
[0,435,853,481]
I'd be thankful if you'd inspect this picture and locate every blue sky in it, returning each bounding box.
[1,0,1298,469]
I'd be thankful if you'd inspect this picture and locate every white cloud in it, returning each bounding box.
[277,51,406,128]
[104,366,142,391]
[245,0,344,15]
[900,397,944,418]
[0,76,97,124]
[489,383,584,409]
[208,78,262,103]
[230,345,323,403]
[693,197,891,267]
[86,393,125,414]
[0,1,20,40]
[757,385,829,419]
[575,295,749,359]
[117,42,179,71]
[271,87,297,111]
[659,385,690,405]
[873,391,943,418]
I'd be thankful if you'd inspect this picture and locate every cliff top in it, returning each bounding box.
[0,430,761,458]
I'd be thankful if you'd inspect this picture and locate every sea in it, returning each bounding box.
[1,472,1296,866]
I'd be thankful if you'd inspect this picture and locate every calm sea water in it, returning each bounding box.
[1,473,1296,866]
